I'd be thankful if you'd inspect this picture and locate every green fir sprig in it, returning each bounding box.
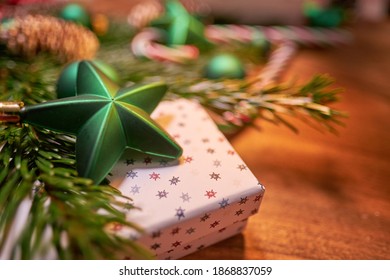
[0,54,150,259]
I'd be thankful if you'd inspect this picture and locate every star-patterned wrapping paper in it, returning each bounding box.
[109,99,265,259]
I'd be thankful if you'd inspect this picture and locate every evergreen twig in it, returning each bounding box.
[0,53,149,259]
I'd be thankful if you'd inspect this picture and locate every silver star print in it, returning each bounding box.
[130,184,141,194]
[219,198,230,209]
[156,190,169,199]
[180,192,191,202]
[175,207,185,220]
[169,176,181,185]
[126,170,138,179]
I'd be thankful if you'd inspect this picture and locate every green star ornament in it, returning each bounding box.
[151,0,209,48]
[20,61,182,184]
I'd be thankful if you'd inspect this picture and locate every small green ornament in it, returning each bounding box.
[56,60,120,99]
[304,2,344,28]
[204,54,246,79]
[151,0,209,48]
[21,61,182,184]
[59,3,90,27]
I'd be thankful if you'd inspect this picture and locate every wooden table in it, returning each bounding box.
[184,21,390,260]
[87,1,390,260]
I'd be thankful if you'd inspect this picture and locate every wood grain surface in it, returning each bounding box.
[86,1,390,260]
[184,21,390,260]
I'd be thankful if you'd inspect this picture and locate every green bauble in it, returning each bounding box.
[204,54,245,79]
[92,60,120,84]
[304,2,344,28]
[57,60,120,98]
[59,3,90,27]
[24,61,182,184]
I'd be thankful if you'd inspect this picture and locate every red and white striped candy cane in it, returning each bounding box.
[130,24,352,88]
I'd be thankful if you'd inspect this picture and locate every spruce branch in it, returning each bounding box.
[0,54,148,259]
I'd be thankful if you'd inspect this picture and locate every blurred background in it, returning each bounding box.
[79,0,389,24]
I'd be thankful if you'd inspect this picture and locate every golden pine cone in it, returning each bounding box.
[0,15,99,62]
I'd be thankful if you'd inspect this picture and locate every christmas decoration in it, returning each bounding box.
[58,3,90,27]
[56,60,120,98]
[110,99,264,259]
[150,0,208,47]
[0,56,148,259]
[0,0,351,259]
[16,61,182,184]
[0,15,99,62]
[204,53,245,79]
[304,1,345,28]
[127,1,349,134]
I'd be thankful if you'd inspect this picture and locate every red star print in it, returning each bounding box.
[184,156,193,163]
[207,148,215,154]
[202,138,209,143]
[149,172,160,180]
[205,189,217,199]
[227,150,235,155]
[219,228,227,233]
[218,137,225,142]
[210,220,220,228]
[254,194,263,202]
[184,245,192,250]
[172,241,182,248]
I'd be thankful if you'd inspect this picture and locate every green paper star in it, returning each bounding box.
[20,61,182,183]
[151,0,208,47]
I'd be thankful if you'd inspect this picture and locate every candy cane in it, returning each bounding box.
[130,24,352,88]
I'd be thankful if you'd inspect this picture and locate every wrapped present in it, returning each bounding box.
[110,99,265,259]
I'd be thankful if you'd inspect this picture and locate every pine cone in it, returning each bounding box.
[0,15,99,62]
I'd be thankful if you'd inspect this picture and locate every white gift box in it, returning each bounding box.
[110,99,265,259]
